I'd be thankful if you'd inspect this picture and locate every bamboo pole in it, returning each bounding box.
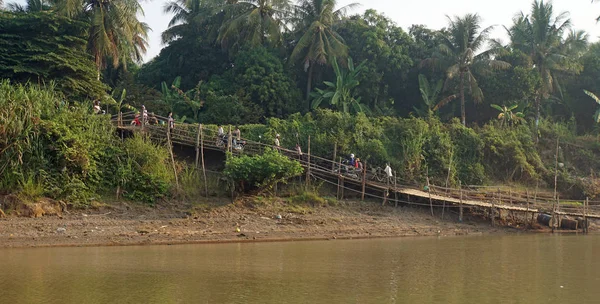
[584,197,588,233]
[228,126,232,153]
[459,180,463,222]
[551,199,557,233]
[332,142,337,172]
[337,157,342,201]
[554,138,559,200]
[361,160,367,201]
[340,176,345,200]
[306,135,311,190]
[200,124,208,197]
[166,126,179,189]
[394,171,398,208]
[427,175,433,217]
[195,124,201,168]
[526,190,530,229]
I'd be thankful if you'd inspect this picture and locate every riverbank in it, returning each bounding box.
[0,196,541,248]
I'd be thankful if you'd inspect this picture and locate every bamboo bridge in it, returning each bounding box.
[112,112,600,230]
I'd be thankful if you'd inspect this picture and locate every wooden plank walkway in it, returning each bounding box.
[113,114,600,221]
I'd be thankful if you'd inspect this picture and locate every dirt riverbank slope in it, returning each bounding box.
[0,197,545,248]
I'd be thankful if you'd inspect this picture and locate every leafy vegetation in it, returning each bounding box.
[224,149,304,192]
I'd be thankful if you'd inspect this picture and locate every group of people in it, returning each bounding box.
[129,106,174,131]
[217,124,244,149]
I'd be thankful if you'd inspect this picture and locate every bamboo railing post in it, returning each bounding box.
[551,199,557,233]
[361,160,367,201]
[195,124,201,168]
[340,176,345,200]
[584,197,588,234]
[332,142,337,172]
[166,125,179,189]
[427,175,433,217]
[459,180,463,222]
[227,126,232,153]
[526,190,530,228]
[306,135,311,190]
[200,124,208,197]
[553,138,559,200]
[394,171,398,208]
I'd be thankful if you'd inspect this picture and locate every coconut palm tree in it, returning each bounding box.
[52,0,149,76]
[507,0,586,126]
[162,0,225,44]
[218,0,291,50]
[290,0,358,110]
[424,14,510,125]
[7,0,52,12]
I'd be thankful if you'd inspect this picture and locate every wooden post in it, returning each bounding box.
[383,168,389,206]
[337,157,342,200]
[195,124,201,169]
[332,142,337,172]
[459,180,463,222]
[556,195,561,228]
[340,176,345,200]
[227,126,232,153]
[526,190,530,228]
[337,175,341,201]
[166,126,179,189]
[427,176,433,217]
[584,197,588,234]
[394,171,398,208]
[118,111,122,127]
[200,125,208,197]
[551,199,557,233]
[306,135,311,190]
[361,160,367,201]
[553,138,559,200]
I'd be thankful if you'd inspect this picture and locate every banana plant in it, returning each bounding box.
[413,74,457,117]
[583,90,600,123]
[172,80,204,123]
[160,76,186,115]
[311,57,370,114]
[105,88,135,114]
[491,104,525,126]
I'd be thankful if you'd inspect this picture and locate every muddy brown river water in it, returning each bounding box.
[1,234,598,303]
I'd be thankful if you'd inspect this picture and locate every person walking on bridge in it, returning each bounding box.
[167,112,174,133]
[274,134,281,151]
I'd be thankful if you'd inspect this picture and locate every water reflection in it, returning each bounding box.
[1,234,599,303]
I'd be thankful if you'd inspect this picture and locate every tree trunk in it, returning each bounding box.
[460,71,466,126]
[306,63,315,112]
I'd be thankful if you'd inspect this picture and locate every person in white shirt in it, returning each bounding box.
[384,163,393,182]
[217,125,224,137]
[274,134,281,151]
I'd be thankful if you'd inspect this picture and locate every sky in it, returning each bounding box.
[6,0,600,61]
[139,0,600,61]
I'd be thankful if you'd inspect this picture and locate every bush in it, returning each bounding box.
[224,149,304,192]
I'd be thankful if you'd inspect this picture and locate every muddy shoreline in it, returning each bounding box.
[0,199,546,248]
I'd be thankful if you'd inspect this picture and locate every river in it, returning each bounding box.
[1,234,598,303]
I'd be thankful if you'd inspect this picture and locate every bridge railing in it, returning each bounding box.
[111,115,600,217]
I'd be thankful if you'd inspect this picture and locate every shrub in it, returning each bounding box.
[224,149,304,192]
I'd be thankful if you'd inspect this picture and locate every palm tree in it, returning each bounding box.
[218,0,291,50]
[507,0,585,126]
[53,0,149,76]
[311,57,368,113]
[424,14,510,125]
[7,0,52,12]
[290,0,359,110]
[162,0,224,44]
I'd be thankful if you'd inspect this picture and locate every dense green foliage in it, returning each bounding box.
[0,11,106,99]
[0,81,172,205]
[4,0,600,203]
[224,149,304,192]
